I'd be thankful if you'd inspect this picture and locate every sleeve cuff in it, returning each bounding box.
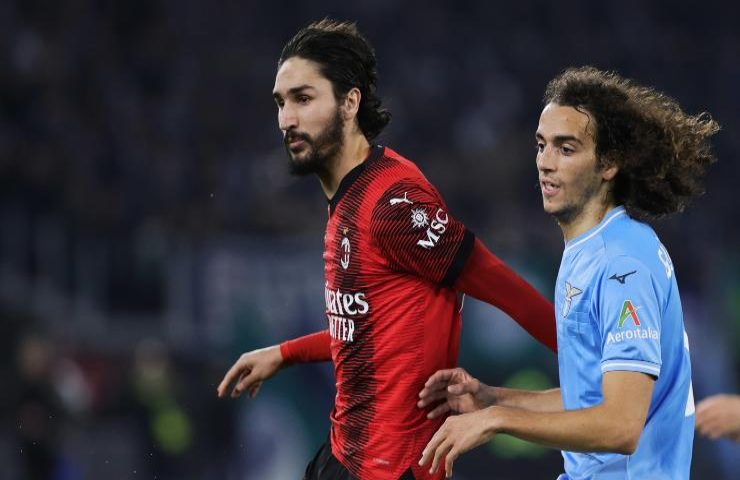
[441,229,475,287]
[601,359,661,377]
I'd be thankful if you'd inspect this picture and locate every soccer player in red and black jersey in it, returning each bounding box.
[217,19,556,480]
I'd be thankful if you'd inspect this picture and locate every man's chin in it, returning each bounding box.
[284,146,311,174]
[547,204,579,225]
[288,148,307,161]
[542,199,558,215]
[288,155,322,176]
[543,201,565,220]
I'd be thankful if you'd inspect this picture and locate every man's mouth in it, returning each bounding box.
[288,138,305,150]
[540,178,561,197]
[285,133,309,152]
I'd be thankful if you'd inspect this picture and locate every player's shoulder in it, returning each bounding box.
[599,213,667,283]
[601,212,659,260]
[379,146,419,170]
[376,146,429,183]
[371,146,441,203]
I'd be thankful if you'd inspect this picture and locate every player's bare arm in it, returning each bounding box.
[420,370,654,478]
[217,329,332,399]
[696,394,740,442]
[484,385,563,413]
[417,368,491,418]
[418,367,563,419]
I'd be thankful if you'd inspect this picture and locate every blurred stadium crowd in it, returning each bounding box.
[0,1,738,479]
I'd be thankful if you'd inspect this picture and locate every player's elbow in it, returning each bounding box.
[607,423,643,455]
[611,435,639,455]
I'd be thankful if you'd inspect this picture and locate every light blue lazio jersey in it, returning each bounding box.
[554,206,694,480]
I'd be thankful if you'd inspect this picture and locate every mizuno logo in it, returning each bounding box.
[389,192,413,206]
[609,270,637,284]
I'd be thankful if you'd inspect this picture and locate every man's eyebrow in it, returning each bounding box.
[535,132,584,145]
[553,135,583,145]
[273,85,316,99]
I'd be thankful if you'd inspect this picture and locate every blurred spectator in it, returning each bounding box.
[696,394,740,442]
[15,335,64,480]
[130,338,194,478]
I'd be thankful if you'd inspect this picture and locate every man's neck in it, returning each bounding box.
[318,134,372,199]
[560,200,618,242]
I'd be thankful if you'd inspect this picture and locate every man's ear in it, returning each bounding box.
[601,158,619,182]
[341,87,362,120]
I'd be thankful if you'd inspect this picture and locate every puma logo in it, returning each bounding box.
[389,192,413,206]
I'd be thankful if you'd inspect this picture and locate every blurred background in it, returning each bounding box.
[1,0,738,478]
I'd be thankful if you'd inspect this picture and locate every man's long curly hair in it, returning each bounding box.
[544,67,719,219]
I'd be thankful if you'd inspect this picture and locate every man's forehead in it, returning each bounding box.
[537,103,594,140]
[273,57,325,94]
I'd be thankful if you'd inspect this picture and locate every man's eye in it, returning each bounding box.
[298,96,311,104]
[536,143,545,152]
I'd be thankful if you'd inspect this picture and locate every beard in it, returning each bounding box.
[551,199,586,226]
[284,108,344,176]
[549,170,604,226]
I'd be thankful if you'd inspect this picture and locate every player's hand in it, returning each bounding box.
[696,394,740,442]
[419,408,495,478]
[217,345,284,399]
[418,368,486,418]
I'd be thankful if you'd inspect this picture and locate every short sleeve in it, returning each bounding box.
[370,180,474,286]
[599,256,662,378]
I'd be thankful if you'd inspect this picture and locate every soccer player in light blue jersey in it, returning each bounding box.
[418,67,719,479]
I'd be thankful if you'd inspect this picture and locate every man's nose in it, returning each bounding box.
[537,146,556,172]
[278,104,298,132]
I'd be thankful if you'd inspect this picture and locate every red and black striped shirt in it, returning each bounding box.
[324,146,473,479]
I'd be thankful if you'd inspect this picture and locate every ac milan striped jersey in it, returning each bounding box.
[324,145,474,479]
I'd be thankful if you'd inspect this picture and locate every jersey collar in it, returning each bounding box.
[328,145,384,215]
[563,206,626,255]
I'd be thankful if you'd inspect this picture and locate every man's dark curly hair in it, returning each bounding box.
[544,66,719,219]
[279,19,391,141]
